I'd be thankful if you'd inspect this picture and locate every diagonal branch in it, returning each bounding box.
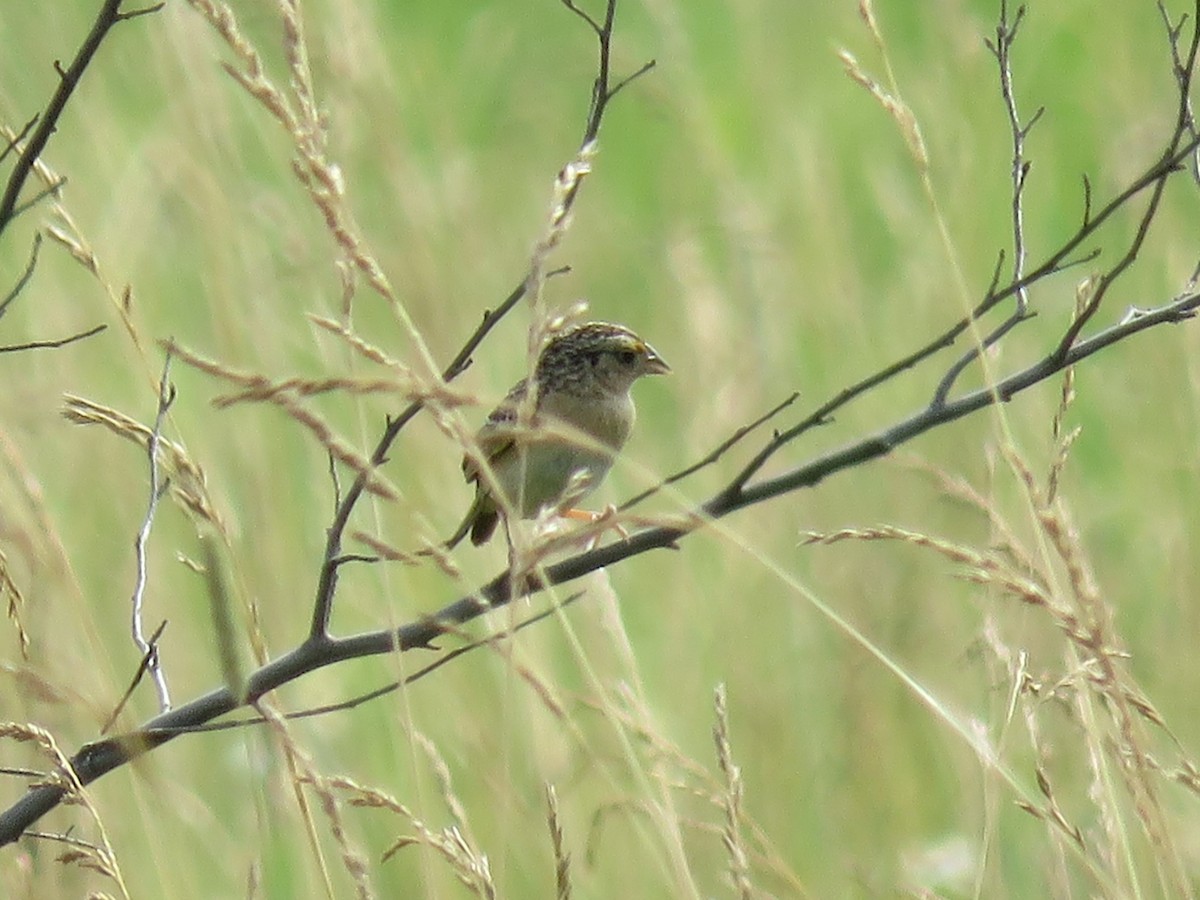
[0,0,163,236]
[619,391,801,511]
[1,285,1195,847]
[0,323,106,354]
[737,100,1200,493]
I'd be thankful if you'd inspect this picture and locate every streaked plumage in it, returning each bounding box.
[446,322,669,547]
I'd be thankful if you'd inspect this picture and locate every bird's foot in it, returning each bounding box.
[561,504,627,549]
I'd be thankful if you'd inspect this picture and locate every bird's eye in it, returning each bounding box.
[618,349,637,365]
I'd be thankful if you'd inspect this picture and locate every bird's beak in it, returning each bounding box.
[642,344,671,375]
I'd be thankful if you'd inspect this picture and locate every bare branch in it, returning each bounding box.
[561,0,602,36]
[2,279,1196,848]
[0,0,163,235]
[1051,0,1200,357]
[728,116,1199,455]
[987,0,1037,318]
[608,59,658,101]
[932,0,1042,406]
[930,309,1034,408]
[0,323,106,354]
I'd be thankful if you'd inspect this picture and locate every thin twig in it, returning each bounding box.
[931,310,1034,407]
[101,619,168,735]
[619,391,801,510]
[0,233,42,321]
[0,323,106,353]
[991,1,1039,317]
[932,0,1042,406]
[1159,0,1200,181]
[0,767,45,779]
[891,119,1200,413]
[129,354,176,713]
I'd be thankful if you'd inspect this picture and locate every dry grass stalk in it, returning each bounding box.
[545,784,573,900]
[525,148,596,362]
[61,394,223,530]
[1047,278,1093,503]
[350,529,461,579]
[800,526,1069,624]
[307,315,411,376]
[223,317,471,412]
[902,456,1044,590]
[0,549,28,658]
[713,684,753,900]
[583,798,655,868]
[811,433,1193,893]
[480,627,570,723]
[1004,449,1186,893]
[414,733,472,845]
[837,49,927,173]
[184,0,446,387]
[327,774,497,899]
[572,690,808,895]
[213,376,416,409]
[1014,765,1084,848]
[160,338,398,500]
[258,702,374,900]
[44,206,149,362]
[0,430,74,582]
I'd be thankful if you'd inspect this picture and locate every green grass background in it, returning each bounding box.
[1,0,1199,897]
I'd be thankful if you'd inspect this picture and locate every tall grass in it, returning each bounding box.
[1,0,1198,896]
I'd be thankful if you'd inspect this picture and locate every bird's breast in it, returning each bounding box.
[542,390,635,449]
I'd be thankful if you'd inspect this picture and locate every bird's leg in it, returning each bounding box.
[560,504,628,549]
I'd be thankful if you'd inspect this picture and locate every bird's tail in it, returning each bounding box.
[438,490,499,550]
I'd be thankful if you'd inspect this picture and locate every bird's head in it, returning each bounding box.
[537,321,670,397]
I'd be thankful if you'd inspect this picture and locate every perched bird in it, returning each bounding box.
[446,321,670,547]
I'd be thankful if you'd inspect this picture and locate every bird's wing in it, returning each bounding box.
[462,378,530,484]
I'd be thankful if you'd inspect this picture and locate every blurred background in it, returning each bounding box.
[0,0,1198,896]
